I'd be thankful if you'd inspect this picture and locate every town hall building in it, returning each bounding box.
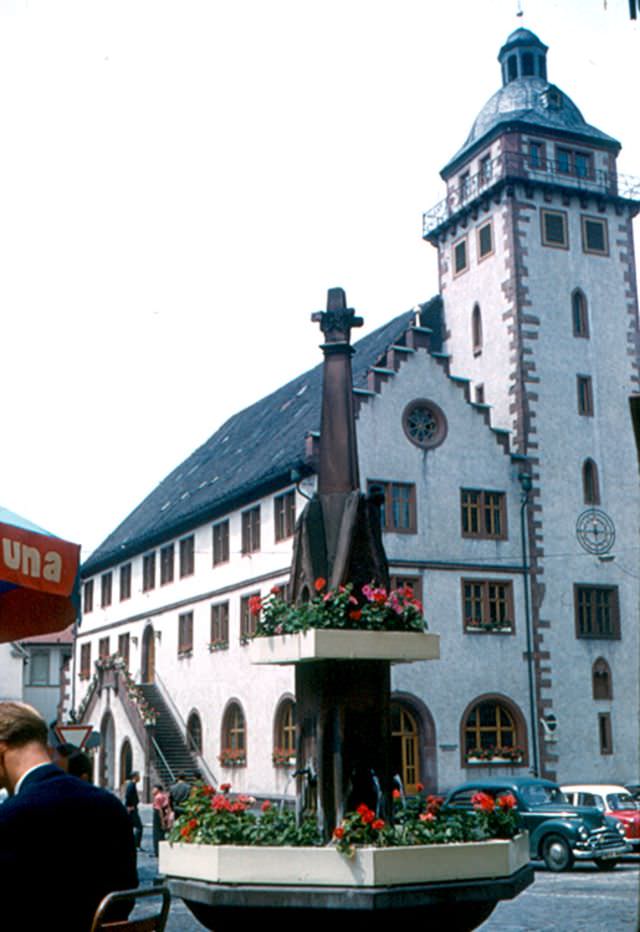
[73,29,640,799]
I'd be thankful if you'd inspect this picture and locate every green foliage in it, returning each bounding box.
[168,784,321,847]
[253,580,426,638]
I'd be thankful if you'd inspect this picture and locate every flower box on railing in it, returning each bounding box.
[272,751,296,768]
[466,748,524,766]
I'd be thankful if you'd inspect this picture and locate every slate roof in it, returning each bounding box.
[83,300,442,576]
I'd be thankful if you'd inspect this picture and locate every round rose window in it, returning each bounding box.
[402,399,447,449]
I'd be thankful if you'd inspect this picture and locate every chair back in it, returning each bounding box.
[90,886,171,932]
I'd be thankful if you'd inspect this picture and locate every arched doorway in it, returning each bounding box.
[391,695,438,794]
[141,625,155,683]
[119,738,133,790]
[99,710,116,790]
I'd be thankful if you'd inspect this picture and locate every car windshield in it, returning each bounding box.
[607,793,637,810]
[520,784,568,807]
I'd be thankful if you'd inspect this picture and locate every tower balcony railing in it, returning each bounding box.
[422,151,640,238]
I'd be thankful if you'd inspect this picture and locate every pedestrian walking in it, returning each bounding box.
[151,783,172,856]
[169,771,191,818]
[125,770,144,851]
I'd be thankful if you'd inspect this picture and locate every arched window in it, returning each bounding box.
[119,738,133,789]
[187,710,203,754]
[391,702,422,794]
[220,701,246,767]
[273,697,296,767]
[583,458,600,505]
[472,304,483,356]
[572,289,589,338]
[461,696,526,766]
[593,658,612,700]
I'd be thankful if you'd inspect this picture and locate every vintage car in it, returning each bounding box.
[443,776,629,872]
[561,784,640,851]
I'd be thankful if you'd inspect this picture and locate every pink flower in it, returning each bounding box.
[261,800,272,812]
[419,812,436,823]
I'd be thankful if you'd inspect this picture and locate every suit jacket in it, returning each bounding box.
[0,763,138,931]
[124,779,140,809]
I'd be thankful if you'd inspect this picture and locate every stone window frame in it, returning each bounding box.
[212,519,230,566]
[574,584,620,640]
[179,534,195,578]
[571,288,589,338]
[273,696,296,765]
[98,636,110,659]
[210,601,230,649]
[592,657,612,700]
[460,489,508,541]
[274,489,296,542]
[581,215,609,257]
[100,572,112,608]
[119,563,132,601]
[582,458,601,506]
[598,712,613,755]
[160,543,175,586]
[79,642,92,679]
[367,480,417,535]
[540,207,569,250]
[83,579,94,614]
[240,591,260,643]
[241,506,261,555]
[117,632,130,669]
[178,610,194,657]
[461,578,515,634]
[476,220,494,262]
[452,236,469,277]
[142,551,156,592]
[402,398,448,451]
[220,700,247,768]
[459,693,528,768]
[577,374,594,417]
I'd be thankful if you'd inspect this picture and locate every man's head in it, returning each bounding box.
[129,771,140,784]
[0,701,50,792]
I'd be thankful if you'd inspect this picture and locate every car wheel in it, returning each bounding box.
[594,858,619,871]
[541,833,574,872]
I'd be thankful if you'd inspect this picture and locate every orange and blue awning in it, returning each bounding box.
[0,507,80,642]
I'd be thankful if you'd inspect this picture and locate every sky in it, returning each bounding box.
[2,0,639,558]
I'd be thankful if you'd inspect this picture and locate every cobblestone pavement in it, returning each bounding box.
[134,810,640,931]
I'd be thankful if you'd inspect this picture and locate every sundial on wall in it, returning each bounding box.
[576,509,616,555]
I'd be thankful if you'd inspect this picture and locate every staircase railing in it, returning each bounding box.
[151,734,176,786]
[154,671,218,787]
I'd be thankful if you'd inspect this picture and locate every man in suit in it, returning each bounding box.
[0,701,138,931]
[125,769,144,850]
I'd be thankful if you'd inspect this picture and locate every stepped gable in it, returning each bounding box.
[354,303,511,457]
[83,307,426,576]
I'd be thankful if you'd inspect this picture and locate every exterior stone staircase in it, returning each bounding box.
[138,683,200,787]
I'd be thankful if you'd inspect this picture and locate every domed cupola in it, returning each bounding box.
[441,30,620,177]
[498,28,548,84]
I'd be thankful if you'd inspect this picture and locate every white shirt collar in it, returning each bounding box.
[14,761,52,796]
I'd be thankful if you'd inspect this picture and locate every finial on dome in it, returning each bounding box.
[498,28,548,86]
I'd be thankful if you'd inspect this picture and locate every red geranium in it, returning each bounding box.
[333,826,345,839]
[248,595,262,616]
[497,793,517,810]
[472,791,495,812]
[372,819,385,831]
[314,577,327,592]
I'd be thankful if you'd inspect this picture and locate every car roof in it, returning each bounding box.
[447,776,559,794]
[561,784,631,796]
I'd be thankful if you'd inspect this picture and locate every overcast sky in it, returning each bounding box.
[2,0,638,558]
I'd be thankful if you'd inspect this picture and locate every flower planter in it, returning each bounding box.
[159,833,528,887]
[466,757,523,765]
[249,629,440,665]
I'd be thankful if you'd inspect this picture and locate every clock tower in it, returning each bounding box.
[423,28,640,779]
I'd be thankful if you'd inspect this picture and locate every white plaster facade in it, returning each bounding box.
[73,29,640,795]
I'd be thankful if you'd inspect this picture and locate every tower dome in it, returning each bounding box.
[443,30,619,176]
